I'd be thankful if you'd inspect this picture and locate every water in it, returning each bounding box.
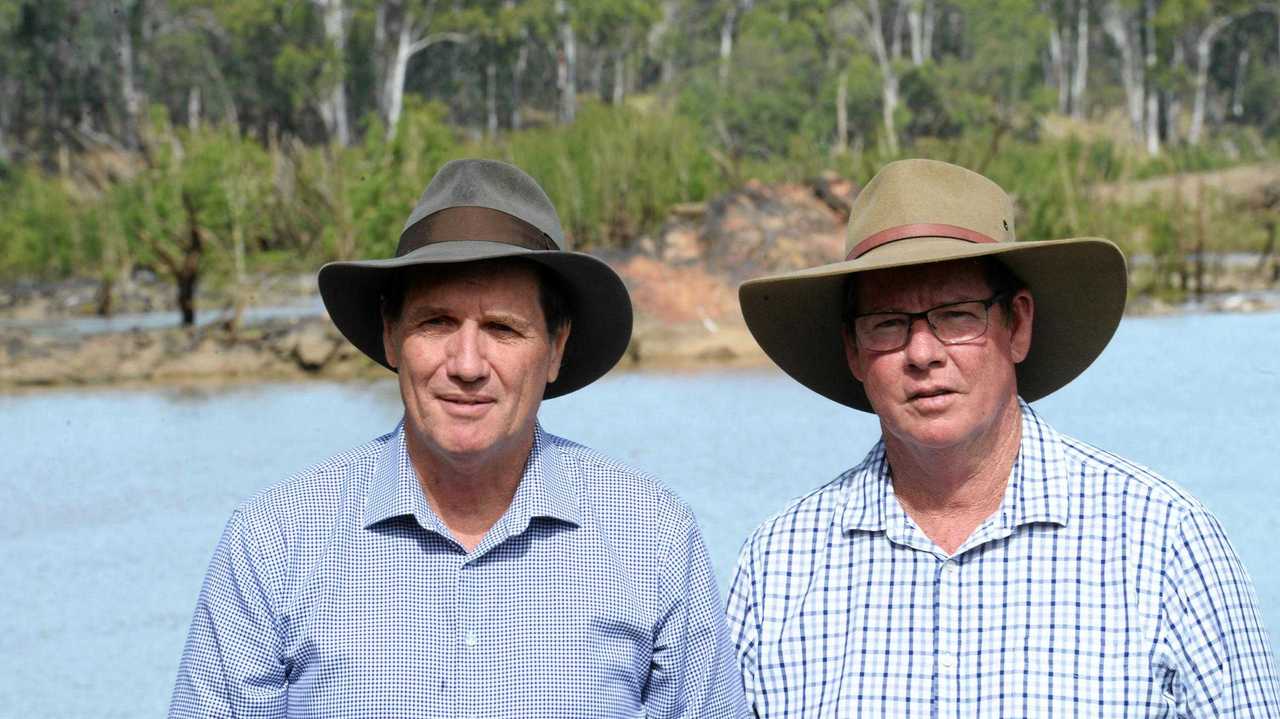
[2,311,1278,717]
[0,298,326,338]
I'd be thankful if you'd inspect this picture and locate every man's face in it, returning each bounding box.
[844,260,1033,455]
[383,262,569,469]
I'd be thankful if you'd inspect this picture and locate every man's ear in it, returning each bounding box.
[1009,289,1034,364]
[546,320,571,384]
[842,324,865,383]
[382,314,399,370]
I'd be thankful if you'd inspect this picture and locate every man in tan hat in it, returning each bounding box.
[728,159,1278,716]
[170,159,748,718]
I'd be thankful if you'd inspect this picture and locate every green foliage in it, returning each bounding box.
[491,100,726,247]
[0,168,87,277]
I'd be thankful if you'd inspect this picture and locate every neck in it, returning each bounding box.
[882,396,1023,554]
[405,427,535,552]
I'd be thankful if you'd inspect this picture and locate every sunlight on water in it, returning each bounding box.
[1,311,1277,717]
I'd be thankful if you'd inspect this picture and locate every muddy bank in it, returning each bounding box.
[3,172,1278,390]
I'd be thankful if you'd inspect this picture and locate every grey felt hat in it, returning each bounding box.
[739,159,1128,412]
[318,158,633,398]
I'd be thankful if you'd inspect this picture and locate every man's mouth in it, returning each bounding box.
[438,394,495,407]
[908,387,954,401]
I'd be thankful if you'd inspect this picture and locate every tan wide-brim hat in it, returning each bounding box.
[318,158,632,399]
[739,158,1128,412]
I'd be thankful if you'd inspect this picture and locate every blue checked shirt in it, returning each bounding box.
[727,400,1279,718]
[171,422,748,718]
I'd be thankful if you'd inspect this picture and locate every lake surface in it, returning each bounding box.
[2,311,1278,717]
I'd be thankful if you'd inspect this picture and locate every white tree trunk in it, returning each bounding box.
[612,51,627,105]
[907,0,927,66]
[117,1,143,149]
[556,0,576,124]
[486,60,498,137]
[1167,42,1184,146]
[317,0,351,146]
[852,0,899,153]
[378,0,466,140]
[512,32,529,130]
[649,0,679,86]
[1142,0,1159,155]
[1231,47,1249,118]
[834,69,849,154]
[188,86,202,131]
[1189,15,1234,144]
[718,4,740,89]
[921,1,935,62]
[383,20,413,138]
[890,1,906,61]
[1070,0,1089,118]
[1048,13,1069,114]
[1102,2,1145,142]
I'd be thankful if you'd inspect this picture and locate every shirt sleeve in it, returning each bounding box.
[725,541,761,717]
[169,509,288,719]
[1159,506,1280,717]
[643,512,751,719]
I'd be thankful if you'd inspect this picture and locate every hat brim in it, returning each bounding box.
[739,237,1128,412]
[318,241,633,399]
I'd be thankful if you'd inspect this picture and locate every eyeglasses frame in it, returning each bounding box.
[850,290,1014,352]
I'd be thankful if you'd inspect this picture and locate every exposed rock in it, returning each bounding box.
[291,322,341,370]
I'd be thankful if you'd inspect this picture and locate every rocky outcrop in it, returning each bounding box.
[616,174,857,366]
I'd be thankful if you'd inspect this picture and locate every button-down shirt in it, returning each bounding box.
[727,400,1279,717]
[171,422,748,718]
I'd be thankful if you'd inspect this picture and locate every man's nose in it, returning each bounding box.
[902,316,946,369]
[446,323,488,382]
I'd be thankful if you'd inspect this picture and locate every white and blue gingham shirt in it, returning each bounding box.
[727,400,1279,718]
[171,422,748,718]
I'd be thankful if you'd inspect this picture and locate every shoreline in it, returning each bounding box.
[3,297,1277,393]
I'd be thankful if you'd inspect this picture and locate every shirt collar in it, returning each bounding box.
[998,398,1072,529]
[838,397,1072,535]
[362,420,581,532]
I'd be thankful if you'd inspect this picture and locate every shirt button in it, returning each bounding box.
[943,562,957,575]
[465,631,478,647]
[940,652,956,669]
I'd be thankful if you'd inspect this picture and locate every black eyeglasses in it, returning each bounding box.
[852,291,1011,352]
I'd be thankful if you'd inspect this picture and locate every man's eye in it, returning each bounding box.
[487,322,519,335]
[938,309,980,322]
[872,317,907,331]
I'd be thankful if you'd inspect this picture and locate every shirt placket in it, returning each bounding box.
[933,557,961,718]
[455,554,484,719]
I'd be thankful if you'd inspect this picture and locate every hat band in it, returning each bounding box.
[397,206,557,256]
[846,222,997,260]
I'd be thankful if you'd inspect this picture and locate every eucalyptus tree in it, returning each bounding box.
[1044,0,1092,118]
[373,0,469,139]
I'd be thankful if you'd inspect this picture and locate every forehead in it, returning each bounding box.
[401,260,542,309]
[854,259,992,311]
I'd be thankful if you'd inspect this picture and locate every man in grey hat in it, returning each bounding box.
[170,159,748,718]
[728,159,1278,717]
